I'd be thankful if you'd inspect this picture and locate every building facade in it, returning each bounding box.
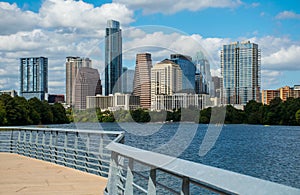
[262,85,300,105]
[133,53,152,109]
[151,59,182,110]
[105,20,122,95]
[86,93,140,111]
[0,90,18,97]
[73,67,102,110]
[151,93,208,111]
[66,57,91,106]
[121,68,134,94]
[194,52,212,95]
[170,54,195,92]
[48,94,65,104]
[20,57,48,100]
[221,41,261,105]
[262,90,280,105]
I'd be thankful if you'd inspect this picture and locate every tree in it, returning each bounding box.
[296,109,300,125]
[51,103,69,124]
[0,101,6,125]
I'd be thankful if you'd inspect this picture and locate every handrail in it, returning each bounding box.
[106,142,300,195]
[0,127,124,178]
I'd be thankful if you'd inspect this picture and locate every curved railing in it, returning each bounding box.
[1,127,299,194]
[0,127,124,177]
[105,142,300,195]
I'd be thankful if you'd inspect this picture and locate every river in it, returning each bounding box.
[48,122,300,189]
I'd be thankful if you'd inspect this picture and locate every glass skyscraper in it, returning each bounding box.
[170,54,195,92]
[20,57,48,100]
[105,20,122,95]
[65,57,91,106]
[221,41,261,105]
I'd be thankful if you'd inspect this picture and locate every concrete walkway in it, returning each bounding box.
[0,153,107,195]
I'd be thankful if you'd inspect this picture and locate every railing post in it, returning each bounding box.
[107,151,119,195]
[124,158,134,195]
[181,177,190,195]
[148,167,157,195]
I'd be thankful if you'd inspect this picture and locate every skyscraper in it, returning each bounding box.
[221,41,261,105]
[66,57,91,106]
[133,53,152,109]
[73,67,102,110]
[194,52,212,95]
[122,67,135,94]
[20,57,48,100]
[151,59,182,96]
[105,20,122,95]
[170,54,195,92]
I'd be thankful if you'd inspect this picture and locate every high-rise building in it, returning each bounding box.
[212,76,222,98]
[66,57,91,106]
[151,59,182,109]
[121,67,135,94]
[170,54,195,92]
[73,67,102,110]
[221,41,261,105]
[20,57,48,100]
[194,52,212,95]
[133,53,152,109]
[105,20,122,95]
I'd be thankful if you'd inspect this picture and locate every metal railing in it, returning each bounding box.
[106,142,300,195]
[1,127,300,194]
[0,127,124,177]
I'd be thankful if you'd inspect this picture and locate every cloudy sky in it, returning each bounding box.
[0,0,300,94]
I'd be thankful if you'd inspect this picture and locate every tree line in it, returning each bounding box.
[0,94,69,126]
[72,97,300,125]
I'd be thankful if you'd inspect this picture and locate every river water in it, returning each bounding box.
[49,122,300,189]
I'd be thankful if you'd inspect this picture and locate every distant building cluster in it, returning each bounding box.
[2,19,295,111]
[262,85,300,105]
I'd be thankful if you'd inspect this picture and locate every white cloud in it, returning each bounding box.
[261,70,282,89]
[0,1,134,35]
[262,45,300,70]
[275,11,300,20]
[0,2,40,34]
[39,1,134,29]
[113,0,242,14]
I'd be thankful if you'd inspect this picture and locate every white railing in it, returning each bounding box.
[0,127,124,177]
[106,142,300,195]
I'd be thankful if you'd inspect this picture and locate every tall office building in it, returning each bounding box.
[170,54,195,92]
[105,20,122,95]
[151,59,182,96]
[122,67,135,94]
[66,57,91,106]
[194,52,212,95]
[133,53,152,109]
[221,41,261,105]
[73,67,102,110]
[20,57,48,100]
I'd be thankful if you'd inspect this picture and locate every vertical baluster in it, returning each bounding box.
[124,158,134,195]
[49,131,53,162]
[64,131,68,166]
[148,168,157,195]
[107,151,119,195]
[29,131,32,157]
[74,132,78,168]
[181,177,190,195]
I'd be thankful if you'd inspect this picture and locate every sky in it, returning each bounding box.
[0,0,300,95]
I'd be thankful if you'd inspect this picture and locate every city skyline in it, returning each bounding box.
[0,0,299,95]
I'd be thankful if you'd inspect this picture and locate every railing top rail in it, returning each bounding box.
[107,142,300,195]
[0,126,124,137]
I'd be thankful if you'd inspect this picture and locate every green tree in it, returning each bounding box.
[0,101,7,125]
[5,96,31,125]
[295,109,300,125]
[51,103,69,124]
[199,107,211,124]
[244,100,263,124]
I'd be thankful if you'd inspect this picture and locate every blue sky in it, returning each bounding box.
[0,0,300,94]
